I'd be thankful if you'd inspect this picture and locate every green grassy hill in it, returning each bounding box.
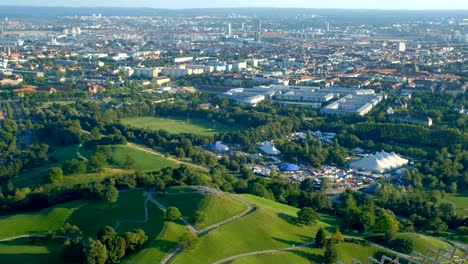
[171,196,335,264]
[121,116,240,136]
[154,191,247,229]
[0,238,63,264]
[0,201,82,239]
[0,187,463,264]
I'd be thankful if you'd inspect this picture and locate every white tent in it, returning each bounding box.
[259,141,281,155]
[350,151,408,173]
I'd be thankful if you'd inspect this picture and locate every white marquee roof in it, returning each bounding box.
[350,151,408,173]
[259,141,281,155]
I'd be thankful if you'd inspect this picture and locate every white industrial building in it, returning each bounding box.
[322,93,383,116]
[349,151,408,173]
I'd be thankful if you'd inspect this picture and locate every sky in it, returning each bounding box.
[5,0,468,10]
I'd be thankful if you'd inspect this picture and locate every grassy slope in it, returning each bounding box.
[445,192,468,217]
[108,145,177,171]
[68,190,149,236]
[155,191,247,229]
[239,194,338,233]
[337,242,390,263]
[124,221,188,264]
[396,233,456,253]
[121,116,237,136]
[230,247,324,264]
[0,201,82,239]
[173,205,334,264]
[230,243,389,264]
[0,238,63,264]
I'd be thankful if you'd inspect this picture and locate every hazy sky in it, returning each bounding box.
[6,0,468,10]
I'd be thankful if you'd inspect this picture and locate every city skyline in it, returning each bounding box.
[4,0,468,10]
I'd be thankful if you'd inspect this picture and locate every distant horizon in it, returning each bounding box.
[2,0,468,11]
[1,5,468,11]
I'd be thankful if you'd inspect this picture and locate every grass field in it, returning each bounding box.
[396,233,457,253]
[445,192,468,217]
[68,190,152,236]
[0,201,83,239]
[230,247,324,264]
[239,194,338,233]
[121,116,239,136]
[155,191,247,229]
[172,201,336,263]
[106,145,177,171]
[124,221,188,264]
[0,238,63,264]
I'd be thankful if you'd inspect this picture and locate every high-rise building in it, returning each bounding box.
[225,23,232,37]
[325,22,330,31]
[398,42,406,52]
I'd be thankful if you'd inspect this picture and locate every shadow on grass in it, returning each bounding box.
[278,212,298,225]
[289,249,323,263]
[272,237,309,246]
[0,237,63,264]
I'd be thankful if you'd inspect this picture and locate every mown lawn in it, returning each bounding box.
[121,116,240,136]
[0,201,82,239]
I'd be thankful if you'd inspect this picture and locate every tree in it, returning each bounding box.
[125,154,136,168]
[103,184,119,203]
[324,239,337,264]
[86,238,108,264]
[390,238,413,254]
[166,206,182,221]
[97,226,126,263]
[90,127,101,140]
[192,210,206,224]
[48,167,64,184]
[62,159,87,175]
[88,153,108,173]
[297,207,319,225]
[178,232,198,251]
[123,229,148,252]
[331,226,344,242]
[374,211,399,233]
[384,229,396,244]
[315,227,326,248]
[320,177,332,192]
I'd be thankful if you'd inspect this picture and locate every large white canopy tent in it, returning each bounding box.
[350,151,408,173]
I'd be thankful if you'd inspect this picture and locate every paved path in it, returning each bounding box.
[114,198,150,230]
[146,187,255,264]
[0,234,69,242]
[76,143,88,162]
[211,241,315,264]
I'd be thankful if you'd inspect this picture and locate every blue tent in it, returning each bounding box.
[205,141,229,152]
[280,163,301,171]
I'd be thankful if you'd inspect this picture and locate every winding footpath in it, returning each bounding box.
[147,187,255,264]
[76,143,88,162]
[114,198,150,230]
[211,241,315,264]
